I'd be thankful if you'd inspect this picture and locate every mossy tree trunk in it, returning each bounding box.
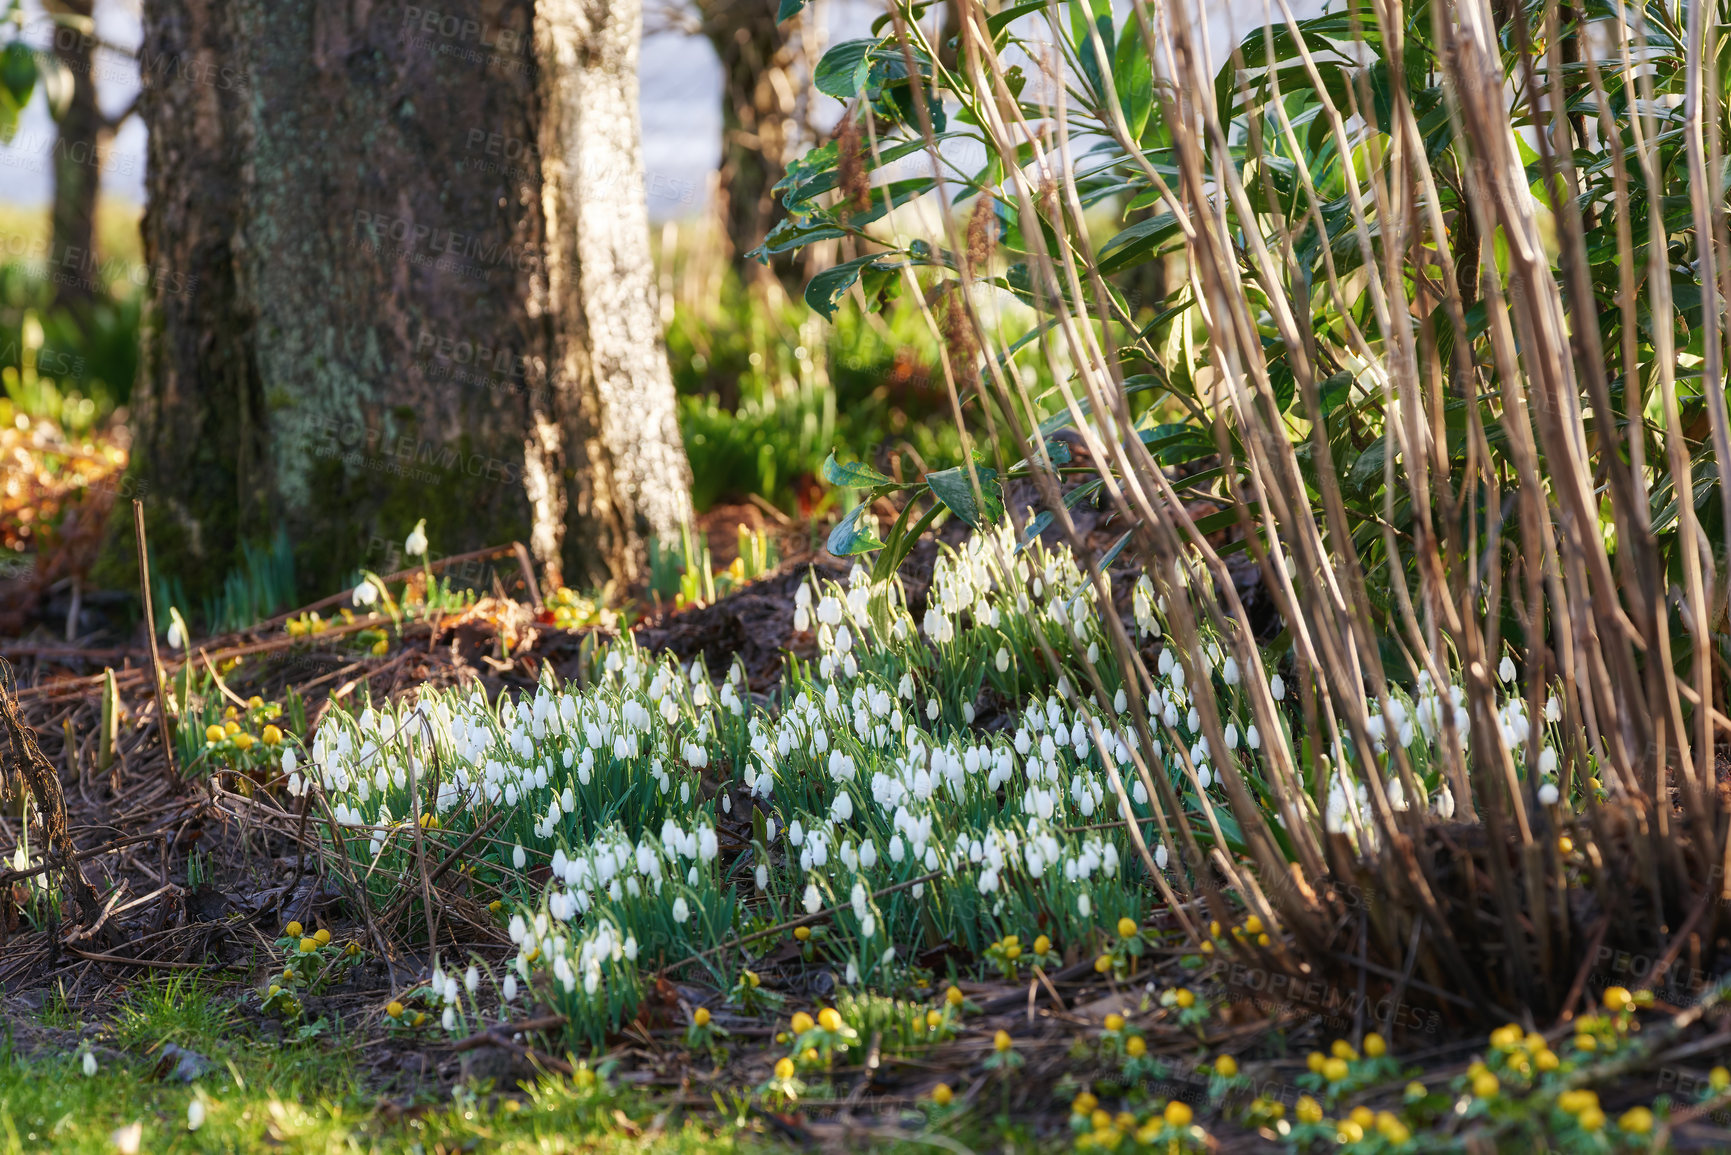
[111,0,690,605]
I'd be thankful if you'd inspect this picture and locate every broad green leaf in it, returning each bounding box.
[826,503,885,556]
[804,253,901,319]
[814,39,876,99]
[776,0,809,22]
[822,451,894,488]
[926,465,1005,528]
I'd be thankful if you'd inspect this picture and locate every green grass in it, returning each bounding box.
[0,977,766,1154]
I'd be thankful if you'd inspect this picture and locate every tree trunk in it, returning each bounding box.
[696,0,798,287]
[108,0,690,603]
[46,0,106,312]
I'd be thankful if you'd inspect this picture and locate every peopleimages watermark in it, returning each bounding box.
[0,232,198,298]
[1223,961,1443,1036]
[400,6,533,74]
[0,131,140,178]
[412,326,553,408]
[353,209,541,279]
[307,416,520,488]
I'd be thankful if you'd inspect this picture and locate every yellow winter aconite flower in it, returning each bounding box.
[1244,915,1263,935]
[205,725,225,744]
[299,937,319,953]
[1094,954,1113,973]
[1490,1024,1523,1049]
[386,1001,404,1018]
[1558,836,1575,854]
[224,720,241,735]
[774,1058,795,1080]
[1103,1013,1125,1032]
[693,1008,710,1027]
[790,1012,814,1034]
[1296,1096,1323,1124]
[793,926,811,941]
[371,638,389,656]
[1125,1036,1146,1058]
[1163,1101,1191,1127]
[1603,986,1632,1012]
[1471,1071,1499,1098]
[1535,1048,1560,1071]
[233,732,255,752]
[993,1030,1013,1052]
[817,1007,842,1032]
[1072,1092,1098,1114]
[1578,1107,1606,1131]
[1117,917,1138,938]
[284,921,303,938]
[945,985,964,1007]
[1323,1057,1349,1082]
[1363,1032,1386,1057]
[1174,989,1195,1008]
[931,1083,952,1106]
[1214,1055,1237,1077]
[1619,1107,1653,1134]
[1331,1039,1357,1060]
[925,1010,942,1029]
[1307,1051,1327,1073]
[261,725,282,745]
[1033,935,1050,955]
[313,928,331,945]
[1336,1121,1364,1143]
[1711,1067,1730,1091]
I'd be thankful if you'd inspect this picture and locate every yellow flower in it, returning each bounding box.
[371,638,388,656]
[205,725,225,745]
[1209,920,1221,938]
[285,921,304,938]
[1405,1082,1426,1100]
[817,1008,842,1032]
[1535,1049,1560,1071]
[790,1012,814,1034]
[1245,915,1264,934]
[1490,1024,1523,1050]
[1336,1121,1364,1143]
[224,720,241,735]
[246,695,264,709]
[775,1032,789,1044]
[413,1012,427,1027]
[1126,1036,1146,1058]
[1114,1112,1136,1132]
[745,971,761,987]
[1073,1092,1098,1114]
[993,1030,1013,1052]
[1214,1055,1238,1078]
[1323,1057,1349,1082]
[1003,935,1019,948]
[1376,1114,1410,1144]
[801,1047,818,1063]
[1090,1109,1113,1131]
[261,725,282,746]
[1331,1039,1357,1061]
[313,928,331,946]
[1710,1067,1730,1091]
[1257,932,1271,946]
[1175,989,1195,1008]
[1103,1013,1126,1032]
[1618,1107,1653,1134]
[794,926,812,941]
[1471,1071,1499,1099]
[1198,940,1214,954]
[1575,1034,1597,1052]
[1033,935,1051,955]
[233,732,255,752]
[268,984,281,996]
[386,1001,404,1018]
[1307,1052,1327,1073]
[693,1008,710,1027]
[932,1083,953,1106]
[345,942,361,957]
[1004,943,1022,961]
[1117,917,1138,939]
[1558,835,1575,854]
[282,967,294,982]
[299,937,319,953]
[1163,1101,1192,1127]
[945,986,964,1008]
[1578,1106,1606,1131]
[1296,1096,1323,1124]
[1363,1032,1386,1058]
[1095,954,1113,973]
[488,900,503,913]
[774,1058,795,1080]
[1633,989,1654,1007]
[1345,1106,1372,1129]
[925,1010,942,1029]
[1604,986,1632,1012]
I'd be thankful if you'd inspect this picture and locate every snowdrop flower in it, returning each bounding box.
[1222,656,1240,685]
[1155,843,1169,870]
[353,577,379,608]
[755,863,768,889]
[1498,655,1516,683]
[804,883,821,914]
[442,1006,456,1031]
[996,647,1010,672]
[1077,892,1091,917]
[465,966,479,994]
[82,1051,97,1077]
[166,618,185,650]
[187,1099,206,1131]
[1434,785,1456,819]
[1538,782,1559,806]
[513,844,526,870]
[503,974,518,1001]
[672,896,690,923]
[405,519,428,557]
[1246,725,1261,750]
[1270,673,1286,701]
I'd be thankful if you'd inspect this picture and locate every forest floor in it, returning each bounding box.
[3,438,1731,1153]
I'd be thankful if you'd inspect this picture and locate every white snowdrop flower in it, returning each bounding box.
[859,841,877,869]
[187,1099,206,1131]
[996,647,1010,673]
[353,577,379,608]
[442,1007,456,1031]
[82,1052,97,1077]
[888,835,905,863]
[1114,688,1127,714]
[846,958,860,985]
[465,966,479,994]
[503,974,518,1001]
[672,896,690,923]
[1186,707,1200,733]
[962,703,976,724]
[862,913,876,938]
[1270,673,1286,701]
[755,863,768,890]
[1132,779,1148,805]
[851,882,868,920]
[405,519,428,557]
[1247,725,1262,750]
[804,884,821,913]
[1077,892,1091,917]
[1498,655,1516,683]
[1538,782,1559,806]
[1224,723,1239,750]
[1223,656,1240,685]
[1545,696,1561,723]
[1434,785,1456,819]
[1538,746,1559,775]
[1197,764,1213,789]
[624,935,639,961]
[1158,649,1174,676]
[926,699,940,721]
[512,844,526,870]
[166,618,185,650]
[794,604,810,632]
[1155,843,1169,870]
